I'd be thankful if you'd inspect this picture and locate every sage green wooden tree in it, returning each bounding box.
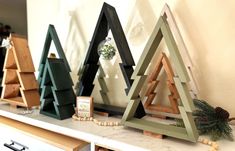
[121,16,199,142]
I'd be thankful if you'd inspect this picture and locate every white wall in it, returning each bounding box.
[27,0,235,120]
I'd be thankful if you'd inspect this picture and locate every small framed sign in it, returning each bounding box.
[76,96,93,117]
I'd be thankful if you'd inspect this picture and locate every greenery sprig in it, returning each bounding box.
[193,99,234,141]
[175,99,234,141]
[97,37,116,60]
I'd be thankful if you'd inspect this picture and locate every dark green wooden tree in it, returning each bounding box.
[38,25,75,120]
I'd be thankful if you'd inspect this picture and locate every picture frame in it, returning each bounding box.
[76,96,93,117]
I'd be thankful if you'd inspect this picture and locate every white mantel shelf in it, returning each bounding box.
[0,102,234,151]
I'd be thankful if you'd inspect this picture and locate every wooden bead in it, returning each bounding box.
[209,148,217,151]
[198,138,203,142]
[202,139,209,144]
[104,122,107,126]
[208,141,212,145]
[211,142,217,146]
[212,144,219,150]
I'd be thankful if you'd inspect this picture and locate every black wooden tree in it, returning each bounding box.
[75,3,145,117]
[38,25,75,120]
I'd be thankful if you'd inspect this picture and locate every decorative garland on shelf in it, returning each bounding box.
[72,114,120,126]
[198,138,219,151]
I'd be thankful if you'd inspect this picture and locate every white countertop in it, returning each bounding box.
[0,102,234,151]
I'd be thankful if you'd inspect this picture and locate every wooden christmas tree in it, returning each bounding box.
[1,34,40,108]
[38,25,75,120]
[121,15,199,142]
[75,3,145,117]
[144,52,179,114]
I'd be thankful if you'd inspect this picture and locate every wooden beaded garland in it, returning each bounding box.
[72,114,120,127]
[198,138,219,151]
[73,115,220,150]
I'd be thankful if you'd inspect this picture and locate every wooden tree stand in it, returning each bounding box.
[1,34,40,108]
[143,130,164,139]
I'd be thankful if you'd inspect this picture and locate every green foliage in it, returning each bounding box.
[193,99,233,141]
[175,99,233,141]
[97,37,116,60]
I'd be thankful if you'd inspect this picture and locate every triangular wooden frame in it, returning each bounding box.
[121,16,198,142]
[1,34,40,108]
[76,3,145,117]
[40,58,75,120]
[38,24,71,90]
[144,52,179,114]
[161,4,198,97]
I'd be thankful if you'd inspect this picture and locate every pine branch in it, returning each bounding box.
[192,99,234,141]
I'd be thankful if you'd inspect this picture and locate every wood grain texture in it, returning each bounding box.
[143,130,163,139]
[144,94,156,108]
[147,105,174,113]
[144,52,179,114]
[1,35,40,108]
[1,84,20,98]
[0,116,88,151]
[17,72,39,90]
[1,97,26,107]
[21,89,40,107]
[3,47,17,69]
[161,53,174,83]
[11,34,35,72]
[2,69,19,84]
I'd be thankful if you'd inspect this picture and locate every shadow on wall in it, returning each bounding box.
[174,0,235,117]
[63,0,103,84]
[64,9,88,83]
[174,1,207,98]
[125,0,157,63]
